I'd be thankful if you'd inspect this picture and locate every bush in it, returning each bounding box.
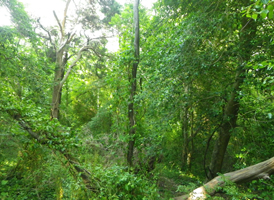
[88,165,160,200]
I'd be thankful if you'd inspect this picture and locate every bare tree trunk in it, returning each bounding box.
[50,0,71,120]
[49,0,91,120]
[127,0,139,166]
[51,49,66,119]
[174,157,274,200]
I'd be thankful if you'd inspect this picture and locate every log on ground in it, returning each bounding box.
[174,156,274,200]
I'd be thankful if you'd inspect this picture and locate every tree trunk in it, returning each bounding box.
[174,157,274,200]
[50,1,71,120]
[127,0,139,166]
[187,110,194,172]
[207,67,244,179]
[51,50,66,119]
[182,84,194,172]
[207,10,258,179]
[182,105,189,169]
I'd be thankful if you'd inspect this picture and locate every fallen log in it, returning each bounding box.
[174,156,274,200]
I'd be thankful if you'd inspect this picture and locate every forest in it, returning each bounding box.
[1,0,274,199]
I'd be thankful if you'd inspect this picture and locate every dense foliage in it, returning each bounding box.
[1,0,274,199]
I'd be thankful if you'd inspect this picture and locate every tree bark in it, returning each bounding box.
[174,157,274,200]
[127,0,139,166]
[50,1,72,120]
[207,67,244,179]
[51,49,66,119]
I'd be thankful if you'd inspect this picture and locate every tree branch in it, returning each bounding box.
[5,110,47,143]
[67,32,75,43]
[62,0,72,35]
[53,10,63,37]
[88,46,103,58]
[4,108,99,193]
[59,45,90,87]
[37,18,55,49]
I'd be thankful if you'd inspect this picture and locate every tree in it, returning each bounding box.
[37,0,102,120]
[207,0,259,180]
[0,0,120,196]
[108,3,152,167]
[2,0,274,198]
[142,0,265,180]
[127,0,140,166]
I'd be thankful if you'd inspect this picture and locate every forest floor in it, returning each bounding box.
[158,176,184,198]
[155,164,199,199]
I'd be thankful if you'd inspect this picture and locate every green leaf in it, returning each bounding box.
[255,4,262,9]
[125,184,129,191]
[252,13,258,20]
[1,180,8,185]
[261,0,269,4]
[267,5,274,18]
[261,9,269,19]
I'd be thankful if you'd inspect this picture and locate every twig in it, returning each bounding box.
[37,18,55,49]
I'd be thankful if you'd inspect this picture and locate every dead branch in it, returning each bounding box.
[174,156,274,200]
[53,11,63,37]
[37,18,55,49]
[59,45,90,87]
[62,0,72,35]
